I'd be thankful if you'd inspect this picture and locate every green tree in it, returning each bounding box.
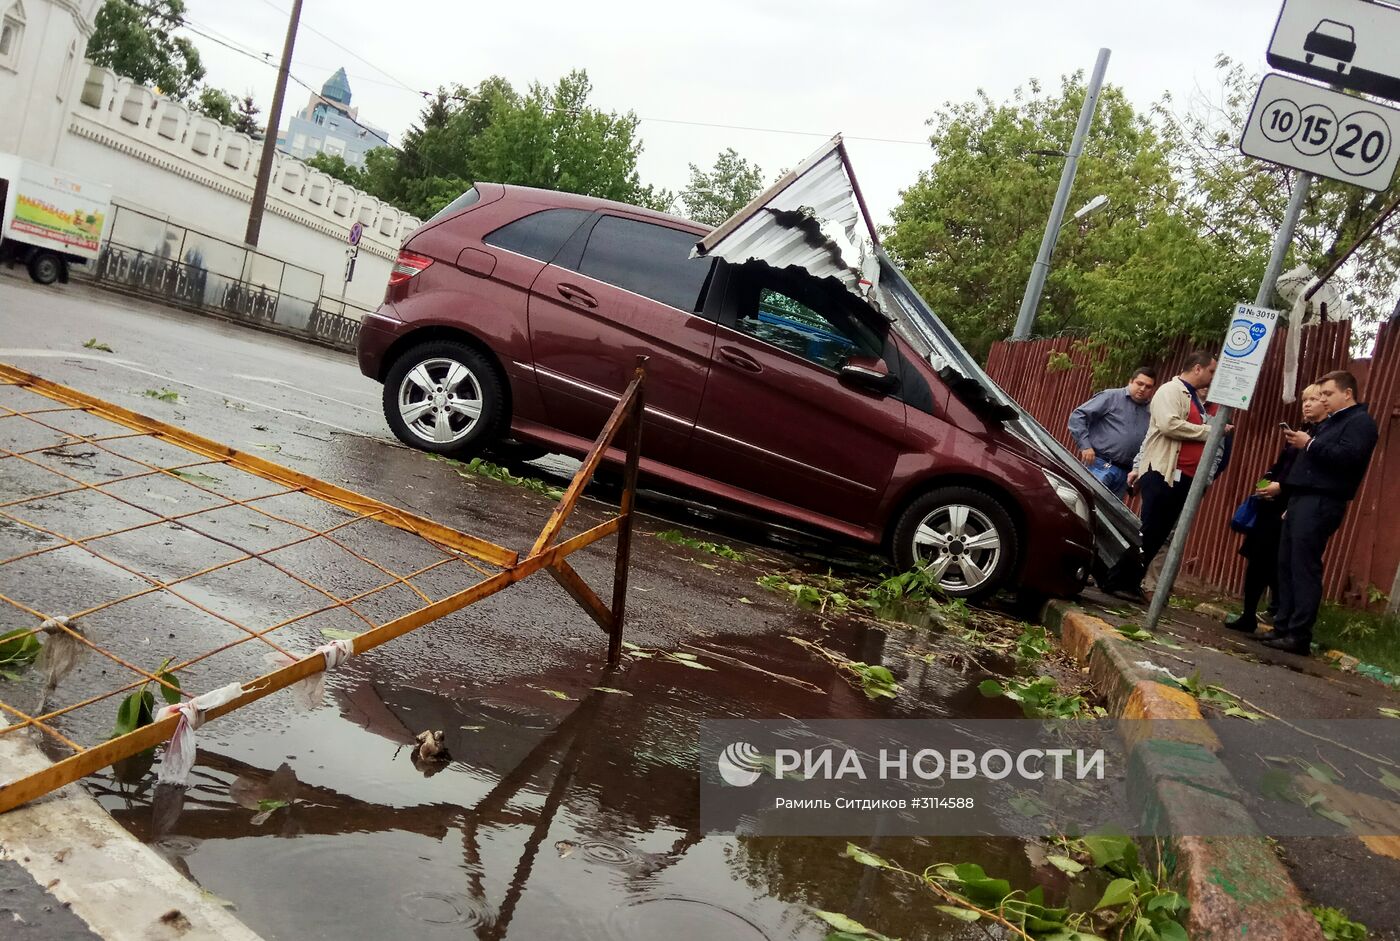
[680,148,764,227]
[304,152,366,189]
[357,70,671,219]
[86,0,205,101]
[231,94,262,139]
[190,86,236,125]
[886,73,1262,371]
[1155,55,1400,323]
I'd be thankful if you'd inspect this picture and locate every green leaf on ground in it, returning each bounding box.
[1046,854,1086,875]
[540,689,573,700]
[0,628,42,667]
[842,843,895,870]
[83,338,114,352]
[1095,877,1137,909]
[1380,708,1400,719]
[933,905,981,922]
[112,687,155,738]
[318,628,358,640]
[142,388,182,403]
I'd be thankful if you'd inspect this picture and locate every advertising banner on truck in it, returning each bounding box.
[3,159,111,259]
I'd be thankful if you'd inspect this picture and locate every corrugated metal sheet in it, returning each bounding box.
[694,136,886,314]
[985,321,1400,609]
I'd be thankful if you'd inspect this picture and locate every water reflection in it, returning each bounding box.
[89,623,1079,940]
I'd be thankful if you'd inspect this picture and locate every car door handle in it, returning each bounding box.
[556,283,598,308]
[718,346,762,373]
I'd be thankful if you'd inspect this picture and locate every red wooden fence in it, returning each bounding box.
[985,321,1399,609]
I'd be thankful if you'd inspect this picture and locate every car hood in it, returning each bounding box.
[692,135,1139,563]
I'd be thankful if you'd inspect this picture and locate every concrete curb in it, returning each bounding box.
[0,736,266,941]
[1040,600,1325,941]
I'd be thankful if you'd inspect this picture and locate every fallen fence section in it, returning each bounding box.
[0,358,646,813]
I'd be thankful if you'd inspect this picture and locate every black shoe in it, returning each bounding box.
[1262,634,1311,655]
[1107,586,1147,604]
[1224,613,1259,634]
[1251,629,1280,643]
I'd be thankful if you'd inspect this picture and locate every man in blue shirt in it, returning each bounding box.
[1068,368,1157,497]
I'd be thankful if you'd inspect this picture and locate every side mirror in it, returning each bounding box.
[840,355,899,395]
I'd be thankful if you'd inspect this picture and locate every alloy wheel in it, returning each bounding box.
[911,503,1003,593]
[396,357,484,445]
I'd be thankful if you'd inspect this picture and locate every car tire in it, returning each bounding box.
[382,341,504,459]
[891,486,1019,600]
[27,251,63,285]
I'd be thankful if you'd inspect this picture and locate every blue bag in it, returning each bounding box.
[1230,495,1259,534]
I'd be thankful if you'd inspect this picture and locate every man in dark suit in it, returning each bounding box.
[1257,370,1379,654]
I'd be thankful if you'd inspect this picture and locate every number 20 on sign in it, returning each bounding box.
[1241,72,1400,192]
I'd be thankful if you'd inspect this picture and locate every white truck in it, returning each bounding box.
[0,152,113,285]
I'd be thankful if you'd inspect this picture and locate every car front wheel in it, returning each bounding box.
[891,486,1019,600]
[382,341,504,458]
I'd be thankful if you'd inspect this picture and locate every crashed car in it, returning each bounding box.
[357,137,1137,599]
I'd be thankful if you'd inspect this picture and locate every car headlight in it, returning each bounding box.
[1042,469,1090,525]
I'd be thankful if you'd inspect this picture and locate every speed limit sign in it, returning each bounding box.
[1241,72,1400,190]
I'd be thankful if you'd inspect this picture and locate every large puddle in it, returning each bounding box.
[82,614,1107,940]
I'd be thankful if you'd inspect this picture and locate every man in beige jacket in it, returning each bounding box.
[1100,351,1220,601]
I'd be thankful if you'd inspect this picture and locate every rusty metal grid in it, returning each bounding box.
[0,360,646,813]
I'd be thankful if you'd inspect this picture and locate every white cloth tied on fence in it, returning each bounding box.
[156,682,244,786]
[261,638,357,710]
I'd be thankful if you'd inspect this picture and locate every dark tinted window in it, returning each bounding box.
[425,187,481,225]
[484,208,591,262]
[577,216,711,311]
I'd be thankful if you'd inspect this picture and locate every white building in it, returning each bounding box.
[277,67,388,170]
[1,0,419,314]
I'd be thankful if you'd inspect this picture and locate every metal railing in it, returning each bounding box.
[92,204,376,352]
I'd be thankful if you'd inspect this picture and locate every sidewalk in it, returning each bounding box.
[1078,586,1400,940]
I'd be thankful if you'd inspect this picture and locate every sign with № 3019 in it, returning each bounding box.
[1207,304,1281,410]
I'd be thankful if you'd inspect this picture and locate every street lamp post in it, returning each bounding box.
[1012,47,1112,341]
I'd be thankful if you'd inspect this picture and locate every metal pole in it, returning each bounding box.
[244,0,304,248]
[1011,47,1111,341]
[1145,171,1314,630]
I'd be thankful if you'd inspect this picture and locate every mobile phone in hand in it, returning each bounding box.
[1279,422,1292,433]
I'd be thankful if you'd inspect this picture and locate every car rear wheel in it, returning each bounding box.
[382,341,504,458]
[27,251,63,285]
[891,486,1019,600]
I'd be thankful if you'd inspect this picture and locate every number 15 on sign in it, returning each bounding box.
[1241,72,1400,191]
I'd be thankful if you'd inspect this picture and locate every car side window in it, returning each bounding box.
[576,215,712,312]
[736,287,882,371]
[483,208,591,263]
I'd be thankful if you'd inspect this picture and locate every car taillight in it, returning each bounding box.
[388,250,433,287]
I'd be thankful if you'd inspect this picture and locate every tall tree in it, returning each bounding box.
[358,70,671,219]
[304,152,366,189]
[886,73,1262,372]
[1155,55,1400,324]
[231,94,262,139]
[680,148,764,227]
[189,86,236,125]
[86,0,205,101]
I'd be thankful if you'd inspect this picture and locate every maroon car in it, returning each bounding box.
[356,183,1095,599]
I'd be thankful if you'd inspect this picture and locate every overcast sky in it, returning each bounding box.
[181,0,1286,222]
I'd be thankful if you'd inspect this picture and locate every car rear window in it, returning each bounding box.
[484,208,592,262]
[576,215,711,312]
[424,187,481,225]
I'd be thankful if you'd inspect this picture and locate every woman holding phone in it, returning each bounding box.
[1224,384,1326,634]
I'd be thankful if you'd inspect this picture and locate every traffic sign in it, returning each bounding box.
[1207,304,1281,410]
[348,221,363,246]
[1239,72,1400,191]
[1268,0,1400,103]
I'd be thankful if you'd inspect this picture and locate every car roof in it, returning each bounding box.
[488,182,708,234]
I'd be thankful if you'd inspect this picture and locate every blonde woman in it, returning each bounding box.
[1223,384,1326,635]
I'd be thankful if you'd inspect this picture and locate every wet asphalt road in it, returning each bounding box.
[2,275,1087,941]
